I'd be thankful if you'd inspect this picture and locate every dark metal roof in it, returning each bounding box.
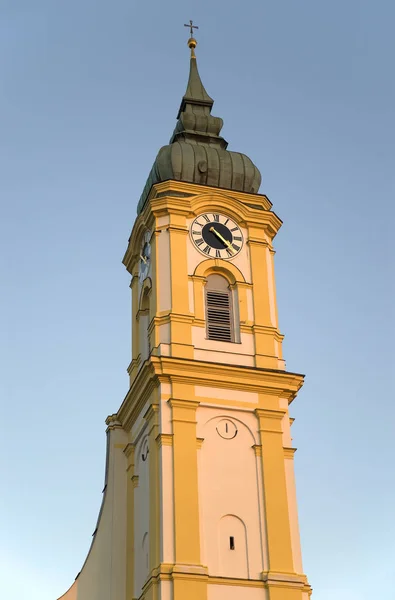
[137,38,261,214]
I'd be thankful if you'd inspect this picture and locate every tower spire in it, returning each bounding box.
[178,23,213,116]
[136,28,261,214]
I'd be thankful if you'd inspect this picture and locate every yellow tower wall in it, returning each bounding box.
[58,180,312,600]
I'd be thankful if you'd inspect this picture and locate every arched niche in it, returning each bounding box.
[137,278,152,361]
[218,514,249,579]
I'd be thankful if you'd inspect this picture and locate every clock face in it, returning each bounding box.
[190,213,243,259]
[216,419,238,439]
[139,231,151,284]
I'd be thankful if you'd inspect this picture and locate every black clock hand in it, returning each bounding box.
[209,227,234,254]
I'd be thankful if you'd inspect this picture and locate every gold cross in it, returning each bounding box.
[184,20,198,37]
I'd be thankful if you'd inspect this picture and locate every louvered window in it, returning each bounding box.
[205,275,234,342]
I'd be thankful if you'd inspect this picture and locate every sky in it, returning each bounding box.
[0,1,394,598]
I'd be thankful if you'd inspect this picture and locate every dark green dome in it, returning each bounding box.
[137,41,261,214]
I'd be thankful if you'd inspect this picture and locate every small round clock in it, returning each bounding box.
[190,212,243,259]
[216,419,238,439]
[139,231,151,284]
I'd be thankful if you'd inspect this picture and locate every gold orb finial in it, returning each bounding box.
[188,37,197,49]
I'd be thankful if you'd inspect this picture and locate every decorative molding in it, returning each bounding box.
[248,237,270,247]
[105,414,123,431]
[191,318,205,328]
[166,224,189,234]
[196,437,204,449]
[239,323,254,333]
[193,258,246,285]
[208,576,264,588]
[123,442,135,460]
[151,313,195,327]
[127,355,141,376]
[118,354,304,431]
[168,398,200,410]
[143,403,159,423]
[252,444,262,457]
[283,447,297,458]
[139,562,299,589]
[131,475,139,488]
[255,408,286,421]
[156,433,173,447]
[261,570,310,590]
[252,323,284,337]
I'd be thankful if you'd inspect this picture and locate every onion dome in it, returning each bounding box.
[137,36,261,214]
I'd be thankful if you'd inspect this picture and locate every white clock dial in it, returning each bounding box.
[190,212,243,259]
[138,231,151,284]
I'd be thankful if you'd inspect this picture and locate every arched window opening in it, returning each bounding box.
[218,515,249,578]
[139,286,151,361]
[142,532,149,578]
[205,275,235,342]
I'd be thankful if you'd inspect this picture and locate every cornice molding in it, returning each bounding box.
[151,313,195,327]
[255,408,287,421]
[168,398,200,410]
[127,355,141,377]
[156,433,173,447]
[252,444,262,457]
[283,447,297,458]
[124,443,135,470]
[248,237,270,247]
[105,414,123,431]
[240,323,254,333]
[117,356,304,431]
[125,180,281,268]
[261,570,311,590]
[255,408,287,434]
[118,364,160,431]
[167,224,189,234]
[208,575,263,587]
[252,324,283,337]
[143,403,159,423]
[140,561,312,592]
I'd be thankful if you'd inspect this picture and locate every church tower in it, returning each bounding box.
[58,33,312,600]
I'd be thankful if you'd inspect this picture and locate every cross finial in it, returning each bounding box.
[184,19,198,37]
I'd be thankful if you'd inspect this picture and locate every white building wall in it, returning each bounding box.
[72,425,128,600]
[197,407,265,581]
[133,433,150,597]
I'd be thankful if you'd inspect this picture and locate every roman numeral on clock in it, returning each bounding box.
[213,214,220,222]
[215,249,221,258]
[202,214,210,222]
[195,238,204,246]
[203,245,211,254]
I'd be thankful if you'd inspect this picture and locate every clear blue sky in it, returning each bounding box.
[1,1,394,599]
